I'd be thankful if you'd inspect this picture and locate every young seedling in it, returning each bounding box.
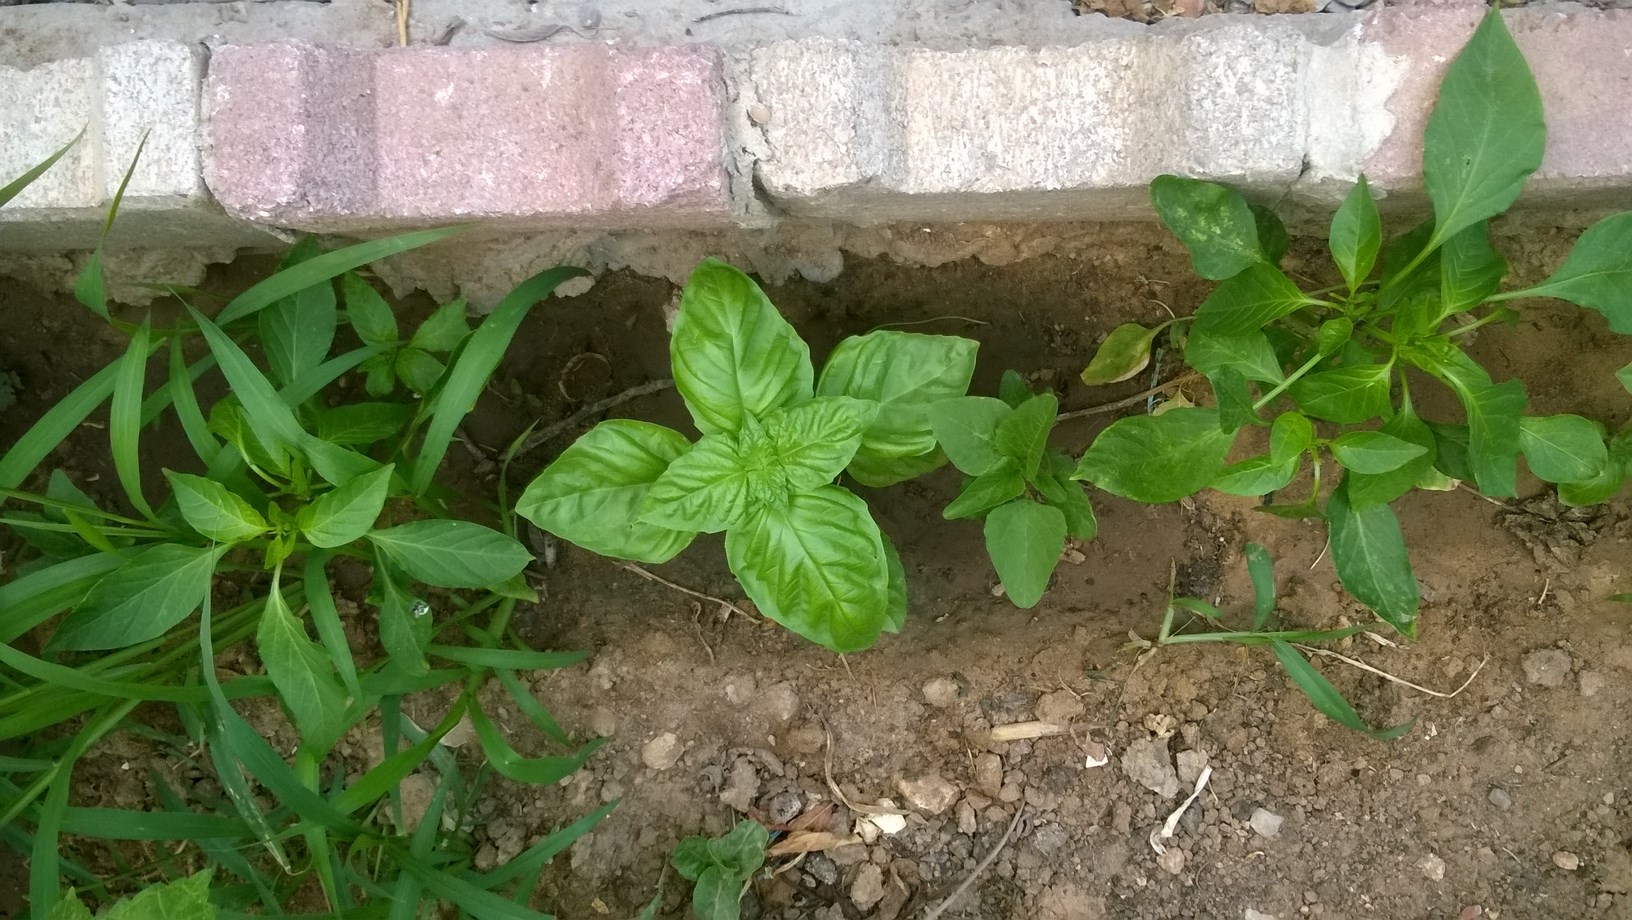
[668,820,770,920]
[928,371,1096,607]
[1075,10,1632,640]
[519,259,980,652]
[1135,545,1410,738]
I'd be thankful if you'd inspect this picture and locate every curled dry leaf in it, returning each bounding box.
[767,831,862,857]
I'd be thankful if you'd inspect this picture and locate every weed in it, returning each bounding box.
[519,259,980,652]
[667,820,769,920]
[1074,10,1632,639]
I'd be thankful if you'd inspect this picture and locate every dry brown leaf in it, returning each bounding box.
[767,831,863,857]
[784,801,835,833]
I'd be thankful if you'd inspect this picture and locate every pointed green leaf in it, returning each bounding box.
[1345,400,1437,509]
[1245,543,1275,630]
[259,272,338,388]
[1184,329,1285,384]
[1081,323,1161,386]
[367,520,531,589]
[110,317,153,518]
[49,544,225,651]
[0,128,81,208]
[1508,212,1632,332]
[995,392,1057,478]
[1330,431,1428,475]
[315,402,414,446]
[1422,10,1545,249]
[1271,640,1412,739]
[927,396,1013,476]
[724,486,889,653]
[765,396,878,494]
[165,470,268,543]
[639,433,758,533]
[997,369,1032,408]
[299,465,393,548]
[1330,175,1381,291]
[1519,414,1608,484]
[815,330,977,458]
[1269,412,1314,465]
[1252,204,1290,265]
[1073,407,1237,503]
[342,272,399,346]
[692,867,739,920]
[672,259,813,436]
[257,577,347,752]
[944,458,1026,520]
[1193,263,1313,337]
[516,419,697,564]
[1035,454,1097,541]
[1439,221,1508,316]
[707,820,770,877]
[409,300,470,352]
[1418,350,1525,497]
[983,499,1067,609]
[394,347,445,395]
[1326,485,1419,637]
[1213,454,1298,497]
[1150,175,1266,280]
[1287,365,1392,424]
[844,445,948,488]
[103,870,217,920]
[1209,365,1256,431]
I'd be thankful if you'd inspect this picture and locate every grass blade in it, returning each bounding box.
[280,343,391,406]
[27,699,137,920]
[493,669,568,747]
[477,800,615,891]
[468,706,602,785]
[168,337,220,464]
[304,552,362,699]
[189,307,307,452]
[0,128,81,208]
[1270,640,1412,740]
[109,316,155,519]
[217,228,466,326]
[409,266,588,494]
[1245,542,1276,631]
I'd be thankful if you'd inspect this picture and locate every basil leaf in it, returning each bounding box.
[765,396,877,494]
[816,330,977,458]
[640,432,759,533]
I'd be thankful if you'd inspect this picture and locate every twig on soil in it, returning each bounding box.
[1293,645,1490,699]
[1056,373,1203,422]
[618,562,757,623]
[1310,538,1331,571]
[872,315,991,330]
[821,721,908,818]
[923,803,1026,920]
[694,5,792,22]
[514,378,676,459]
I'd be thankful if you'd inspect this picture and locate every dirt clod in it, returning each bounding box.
[720,758,760,812]
[897,773,959,815]
[640,732,683,771]
[1419,853,1447,881]
[922,677,960,708]
[1553,850,1581,871]
[850,863,886,910]
[1250,807,1284,838]
[1522,649,1573,688]
[1122,736,1180,798]
[1156,848,1186,875]
[1488,787,1514,811]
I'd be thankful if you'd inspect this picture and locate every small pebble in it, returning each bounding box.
[746,103,772,125]
[1249,807,1283,838]
[1553,850,1581,871]
[1156,848,1186,875]
[897,773,959,814]
[974,753,1004,798]
[922,677,959,708]
[1522,649,1573,688]
[1419,854,1446,881]
[640,733,683,771]
[1488,787,1513,811]
[850,863,885,910]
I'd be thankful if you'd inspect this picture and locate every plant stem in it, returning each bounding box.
[1253,352,1324,412]
[1445,311,1505,337]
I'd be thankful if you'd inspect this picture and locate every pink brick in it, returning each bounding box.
[205,42,731,231]
[1361,5,1632,191]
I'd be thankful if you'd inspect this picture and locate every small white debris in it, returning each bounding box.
[1419,854,1447,881]
[1249,807,1283,838]
[867,813,907,836]
[1553,850,1581,871]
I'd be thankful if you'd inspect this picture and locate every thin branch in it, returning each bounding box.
[1056,373,1203,422]
[923,803,1026,920]
[514,379,676,459]
[1293,645,1490,699]
[618,562,757,622]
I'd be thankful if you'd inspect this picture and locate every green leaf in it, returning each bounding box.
[165,470,268,543]
[1081,323,1161,386]
[1192,263,1312,337]
[190,308,307,456]
[639,433,758,533]
[994,392,1057,478]
[104,870,217,920]
[517,419,697,564]
[1438,221,1508,316]
[1378,219,1440,312]
[998,369,1032,408]
[207,397,290,476]
[882,533,908,634]
[1422,10,1545,249]
[409,300,470,352]
[1519,415,1608,484]
[707,820,770,877]
[1326,485,1419,636]
[256,575,347,752]
[944,457,1026,520]
[316,402,414,446]
[1209,365,1256,431]
[815,330,977,458]
[1270,641,1412,739]
[75,250,108,320]
[1149,175,1265,280]
[724,486,889,653]
[1245,543,1275,630]
[1315,318,1354,358]
[1619,361,1632,396]
[1073,408,1237,503]
[1184,329,1285,384]
[1330,431,1428,475]
[765,396,878,494]
[218,228,463,326]
[1508,212,1632,331]
[1269,412,1314,465]
[394,347,445,395]
[367,520,532,589]
[1252,204,1290,265]
[342,272,399,346]
[845,445,948,488]
[672,259,813,436]
[927,397,1013,476]
[375,553,431,675]
[46,890,93,920]
[0,128,81,208]
[671,838,712,881]
[1035,454,1097,541]
[259,273,338,388]
[1558,459,1626,507]
[49,544,225,651]
[1426,421,1474,482]
[1287,365,1392,424]
[983,499,1066,609]
[1418,350,1525,497]
[1329,175,1381,291]
[1212,454,1298,497]
[1345,400,1438,509]
[299,464,393,548]
[691,866,739,920]
[110,317,154,519]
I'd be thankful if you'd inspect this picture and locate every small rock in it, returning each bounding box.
[587,707,616,737]
[1487,787,1513,811]
[756,682,801,728]
[641,733,683,771]
[1419,853,1447,881]
[395,774,436,833]
[956,798,978,835]
[1522,648,1573,688]
[1036,690,1085,725]
[1156,848,1186,875]
[897,773,959,815]
[1579,671,1605,697]
[974,753,1004,798]
[1245,910,1276,920]
[1458,907,1483,920]
[851,863,885,911]
[1122,737,1181,798]
[746,103,772,126]
[922,677,959,708]
[1249,807,1284,838]
[1553,850,1581,871]
[762,790,802,825]
[1176,749,1210,787]
[806,853,839,885]
[1111,802,1133,836]
[720,759,761,812]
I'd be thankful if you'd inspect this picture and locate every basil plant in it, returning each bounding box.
[519,259,979,652]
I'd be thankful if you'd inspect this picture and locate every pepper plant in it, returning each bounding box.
[1073,10,1632,638]
[518,259,979,652]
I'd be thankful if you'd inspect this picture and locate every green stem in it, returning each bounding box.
[1253,352,1325,412]
[1445,311,1505,337]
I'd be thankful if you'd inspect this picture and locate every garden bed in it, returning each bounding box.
[2,224,1630,919]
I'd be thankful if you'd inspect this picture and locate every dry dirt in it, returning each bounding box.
[2,223,1631,920]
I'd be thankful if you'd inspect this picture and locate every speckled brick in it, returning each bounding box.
[204,42,732,231]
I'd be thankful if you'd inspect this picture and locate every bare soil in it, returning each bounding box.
[2,224,1631,920]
